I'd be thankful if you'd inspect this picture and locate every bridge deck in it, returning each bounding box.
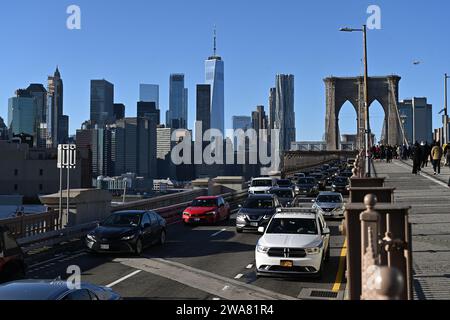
[374,160,450,300]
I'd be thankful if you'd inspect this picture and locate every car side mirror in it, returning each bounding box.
[258,227,265,233]
[323,227,330,235]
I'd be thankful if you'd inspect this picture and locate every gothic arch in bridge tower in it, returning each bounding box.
[324,76,402,150]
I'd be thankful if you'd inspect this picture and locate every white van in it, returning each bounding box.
[248,177,277,195]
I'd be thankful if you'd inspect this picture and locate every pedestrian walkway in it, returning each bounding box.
[374,160,450,300]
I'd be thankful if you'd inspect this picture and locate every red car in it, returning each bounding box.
[183,196,231,225]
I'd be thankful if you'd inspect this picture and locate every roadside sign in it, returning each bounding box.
[58,144,76,169]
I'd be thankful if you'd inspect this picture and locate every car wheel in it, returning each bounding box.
[158,230,166,245]
[135,238,143,256]
[236,228,243,233]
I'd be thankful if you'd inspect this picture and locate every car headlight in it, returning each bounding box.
[332,184,337,188]
[305,247,321,255]
[183,212,191,217]
[121,234,136,241]
[263,215,272,220]
[87,234,96,242]
[236,214,246,222]
[256,245,270,253]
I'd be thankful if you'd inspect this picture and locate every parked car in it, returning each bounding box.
[294,177,319,197]
[332,176,350,195]
[248,177,277,195]
[0,226,26,284]
[312,192,345,218]
[86,210,166,255]
[255,208,330,278]
[269,187,295,207]
[0,280,120,300]
[183,196,230,225]
[236,194,281,233]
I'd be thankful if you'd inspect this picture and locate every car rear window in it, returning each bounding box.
[192,199,218,207]
[244,198,274,209]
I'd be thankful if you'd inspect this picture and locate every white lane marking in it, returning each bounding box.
[29,254,67,268]
[211,229,227,237]
[234,273,244,279]
[106,270,142,288]
[246,264,253,269]
[222,285,230,291]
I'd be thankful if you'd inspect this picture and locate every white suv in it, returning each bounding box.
[255,208,330,278]
[248,177,277,195]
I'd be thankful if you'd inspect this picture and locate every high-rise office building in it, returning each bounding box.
[137,101,160,124]
[90,79,114,128]
[251,106,268,132]
[268,87,276,130]
[398,97,433,144]
[26,84,48,147]
[8,93,37,137]
[113,103,125,120]
[232,116,252,151]
[196,84,211,138]
[137,102,158,179]
[168,74,188,129]
[47,67,67,146]
[205,29,224,135]
[274,74,296,152]
[157,126,175,179]
[91,127,113,177]
[139,84,159,109]
[0,117,8,140]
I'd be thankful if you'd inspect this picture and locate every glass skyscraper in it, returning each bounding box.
[168,74,187,129]
[274,74,296,152]
[205,55,224,136]
[8,96,37,137]
[139,84,159,109]
[90,79,114,128]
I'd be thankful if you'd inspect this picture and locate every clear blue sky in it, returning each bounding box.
[1,0,449,141]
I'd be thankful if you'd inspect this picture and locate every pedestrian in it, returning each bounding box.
[444,143,450,167]
[412,142,422,175]
[431,141,443,175]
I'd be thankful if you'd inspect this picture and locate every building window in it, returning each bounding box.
[39,169,44,176]
[14,169,18,176]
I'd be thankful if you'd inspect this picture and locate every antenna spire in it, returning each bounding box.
[213,25,217,57]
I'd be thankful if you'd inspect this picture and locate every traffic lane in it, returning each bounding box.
[148,215,346,298]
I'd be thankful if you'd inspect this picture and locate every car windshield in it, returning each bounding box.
[244,198,274,209]
[271,190,293,198]
[317,195,342,203]
[103,213,141,227]
[252,179,273,187]
[192,199,218,207]
[266,218,318,235]
[334,177,349,184]
[298,178,315,185]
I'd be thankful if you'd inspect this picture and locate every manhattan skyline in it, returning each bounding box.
[1,0,449,141]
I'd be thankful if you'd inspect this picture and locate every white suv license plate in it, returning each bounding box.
[101,244,110,250]
[250,222,259,227]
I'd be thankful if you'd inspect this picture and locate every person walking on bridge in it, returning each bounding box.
[412,142,422,175]
[431,141,443,175]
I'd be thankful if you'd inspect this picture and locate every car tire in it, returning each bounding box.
[135,238,143,256]
[236,228,243,233]
[158,230,166,245]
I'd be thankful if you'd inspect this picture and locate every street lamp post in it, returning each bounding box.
[340,25,371,177]
[444,73,449,145]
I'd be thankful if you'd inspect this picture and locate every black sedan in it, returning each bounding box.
[294,177,319,197]
[86,210,166,255]
[331,176,350,195]
[0,280,120,300]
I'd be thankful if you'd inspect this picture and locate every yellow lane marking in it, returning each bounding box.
[332,238,347,293]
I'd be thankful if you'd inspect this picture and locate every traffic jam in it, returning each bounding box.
[0,159,353,300]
